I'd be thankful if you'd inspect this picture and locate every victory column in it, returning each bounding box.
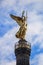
[10,11,31,65]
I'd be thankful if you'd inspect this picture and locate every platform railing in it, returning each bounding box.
[15,42,31,49]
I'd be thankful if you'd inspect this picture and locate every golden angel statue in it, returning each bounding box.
[10,11,27,39]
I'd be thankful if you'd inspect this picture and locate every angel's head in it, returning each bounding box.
[22,16,27,21]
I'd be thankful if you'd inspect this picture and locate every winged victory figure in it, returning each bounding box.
[10,11,27,39]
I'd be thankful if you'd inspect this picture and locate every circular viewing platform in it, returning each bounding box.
[15,39,31,56]
[15,39,31,49]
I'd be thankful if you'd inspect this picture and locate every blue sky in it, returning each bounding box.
[0,0,43,65]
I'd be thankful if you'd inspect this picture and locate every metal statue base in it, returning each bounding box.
[15,39,31,65]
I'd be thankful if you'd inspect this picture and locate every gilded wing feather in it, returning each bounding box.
[10,14,24,26]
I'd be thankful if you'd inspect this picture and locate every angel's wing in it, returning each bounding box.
[10,14,24,26]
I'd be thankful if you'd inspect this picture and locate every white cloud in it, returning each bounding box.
[18,0,43,6]
[0,0,43,13]
[26,11,43,46]
[7,62,16,65]
[34,2,43,11]
[0,0,16,8]
[38,54,43,65]
[31,53,43,65]
[6,61,16,65]
[0,26,19,63]
[0,60,16,65]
